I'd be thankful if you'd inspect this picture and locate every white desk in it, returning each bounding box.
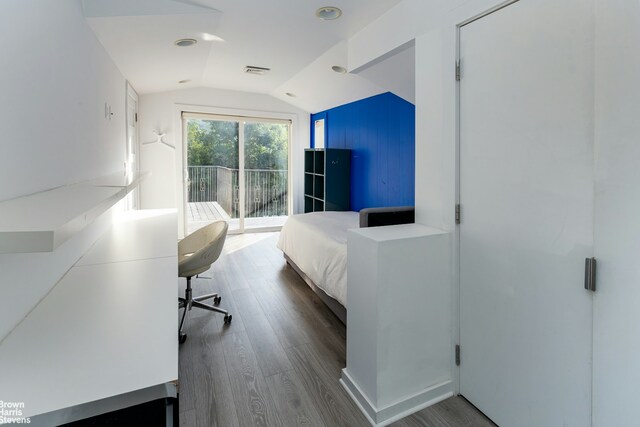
[0,209,178,424]
[77,209,177,266]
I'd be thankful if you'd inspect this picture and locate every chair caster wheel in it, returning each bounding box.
[214,296,222,305]
[224,314,232,324]
[179,333,187,344]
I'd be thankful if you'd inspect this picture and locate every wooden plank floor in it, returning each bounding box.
[178,232,496,427]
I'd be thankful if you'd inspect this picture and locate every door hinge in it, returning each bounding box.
[585,257,597,292]
[455,344,461,366]
[135,113,138,123]
[455,60,461,81]
[455,204,461,225]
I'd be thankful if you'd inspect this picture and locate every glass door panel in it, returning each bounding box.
[185,118,240,234]
[243,121,289,230]
[184,113,290,235]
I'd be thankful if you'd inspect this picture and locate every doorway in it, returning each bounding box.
[125,83,139,210]
[458,0,594,425]
[182,112,290,235]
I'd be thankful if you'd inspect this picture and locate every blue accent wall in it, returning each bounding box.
[310,92,415,211]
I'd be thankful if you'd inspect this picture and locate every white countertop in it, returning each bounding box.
[77,209,177,266]
[349,223,447,242]
[0,209,178,417]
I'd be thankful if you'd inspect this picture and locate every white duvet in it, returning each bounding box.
[277,211,359,306]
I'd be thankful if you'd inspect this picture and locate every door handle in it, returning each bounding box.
[584,257,596,292]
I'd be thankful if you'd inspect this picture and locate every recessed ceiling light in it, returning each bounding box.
[178,79,191,84]
[175,38,197,47]
[332,65,347,74]
[316,6,342,20]
[286,92,296,98]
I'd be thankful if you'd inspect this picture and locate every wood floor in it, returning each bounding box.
[178,232,495,427]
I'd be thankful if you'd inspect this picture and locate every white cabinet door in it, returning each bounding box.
[459,1,594,425]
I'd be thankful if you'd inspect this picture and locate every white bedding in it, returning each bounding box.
[277,211,359,306]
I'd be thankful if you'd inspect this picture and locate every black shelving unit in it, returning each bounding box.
[304,148,350,213]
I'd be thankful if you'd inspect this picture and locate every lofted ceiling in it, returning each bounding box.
[83,0,411,113]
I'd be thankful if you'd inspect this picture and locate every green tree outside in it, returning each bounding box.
[187,119,288,170]
[186,119,289,217]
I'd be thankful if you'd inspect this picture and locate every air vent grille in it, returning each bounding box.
[244,65,271,75]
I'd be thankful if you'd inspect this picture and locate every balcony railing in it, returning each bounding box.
[187,166,288,218]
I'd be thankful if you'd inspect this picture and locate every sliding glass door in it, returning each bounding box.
[243,120,289,229]
[183,113,290,234]
[185,117,240,233]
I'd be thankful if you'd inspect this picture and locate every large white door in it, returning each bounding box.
[459,1,594,426]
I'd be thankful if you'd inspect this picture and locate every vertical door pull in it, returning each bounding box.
[584,257,596,292]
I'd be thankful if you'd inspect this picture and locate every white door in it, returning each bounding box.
[459,1,594,426]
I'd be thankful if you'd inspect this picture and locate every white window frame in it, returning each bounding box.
[175,105,295,237]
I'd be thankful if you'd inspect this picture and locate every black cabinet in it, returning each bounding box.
[304,149,350,213]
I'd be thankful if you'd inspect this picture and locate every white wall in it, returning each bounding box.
[349,0,520,398]
[592,0,640,424]
[138,87,310,236]
[345,225,452,424]
[0,206,119,341]
[350,0,485,229]
[0,0,128,341]
[0,0,127,202]
[348,0,441,73]
[352,0,640,424]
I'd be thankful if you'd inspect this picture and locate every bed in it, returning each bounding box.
[277,206,415,323]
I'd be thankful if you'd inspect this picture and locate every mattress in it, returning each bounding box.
[277,211,359,306]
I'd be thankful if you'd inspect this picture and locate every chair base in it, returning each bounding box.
[179,276,231,344]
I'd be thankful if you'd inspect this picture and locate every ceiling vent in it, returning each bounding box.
[244,65,271,75]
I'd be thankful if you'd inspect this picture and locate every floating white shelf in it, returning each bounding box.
[0,172,149,254]
[88,170,150,188]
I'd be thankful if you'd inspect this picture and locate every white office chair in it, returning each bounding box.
[178,221,231,344]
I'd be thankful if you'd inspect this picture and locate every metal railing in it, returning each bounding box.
[187,166,288,218]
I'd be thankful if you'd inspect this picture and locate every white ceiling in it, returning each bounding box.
[355,41,415,104]
[83,0,411,112]
[271,41,386,113]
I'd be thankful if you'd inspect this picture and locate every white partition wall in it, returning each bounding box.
[345,0,640,425]
[342,224,452,426]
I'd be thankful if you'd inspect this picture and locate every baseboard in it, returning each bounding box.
[340,369,453,426]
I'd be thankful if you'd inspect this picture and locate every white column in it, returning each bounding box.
[341,224,453,426]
